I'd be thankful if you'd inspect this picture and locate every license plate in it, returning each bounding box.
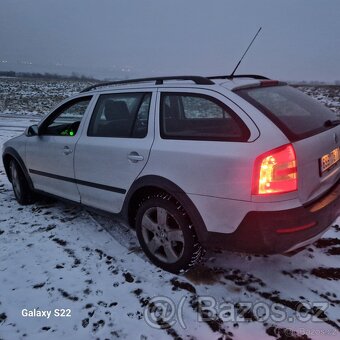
[320,147,340,174]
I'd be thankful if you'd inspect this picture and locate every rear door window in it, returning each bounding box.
[160,93,250,141]
[88,92,151,138]
[237,85,338,141]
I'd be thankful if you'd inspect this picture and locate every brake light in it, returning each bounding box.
[260,80,279,87]
[252,144,297,195]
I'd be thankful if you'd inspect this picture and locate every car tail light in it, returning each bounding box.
[252,144,297,195]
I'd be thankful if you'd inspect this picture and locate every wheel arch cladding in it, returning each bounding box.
[122,175,208,244]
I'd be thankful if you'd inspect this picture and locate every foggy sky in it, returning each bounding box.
[0,0,339,81]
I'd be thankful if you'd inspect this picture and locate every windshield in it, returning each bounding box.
[237,85,338,141]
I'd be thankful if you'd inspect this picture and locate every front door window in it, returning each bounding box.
[41,97,92,136]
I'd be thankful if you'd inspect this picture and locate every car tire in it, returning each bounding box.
[135,194,204,274]
[10,159,35,205]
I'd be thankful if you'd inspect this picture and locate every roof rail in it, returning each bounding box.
[208,74,269,80]
[80,75,214,93]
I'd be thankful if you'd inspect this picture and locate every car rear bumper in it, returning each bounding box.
[203,180,340,254]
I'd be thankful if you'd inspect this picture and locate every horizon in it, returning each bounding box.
[1,69,339,85]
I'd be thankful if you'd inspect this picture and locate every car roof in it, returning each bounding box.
[215,78,262,90]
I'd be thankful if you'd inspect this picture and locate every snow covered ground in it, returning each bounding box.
[0,77,339,117]
[296,86,340,115]
[0,81,339,340]
[0,78,94,116]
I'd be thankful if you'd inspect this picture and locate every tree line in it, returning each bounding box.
[0,70,98,81]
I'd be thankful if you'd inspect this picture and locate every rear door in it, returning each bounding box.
[74,89,156,213]
[237,85,340,203]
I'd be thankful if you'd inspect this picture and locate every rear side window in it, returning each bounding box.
[160,93,250,141]
[88,92,151,138]
[237,85,338,141]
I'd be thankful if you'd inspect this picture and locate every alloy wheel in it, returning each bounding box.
[141,207,185,264]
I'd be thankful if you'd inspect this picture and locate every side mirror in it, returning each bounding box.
[25,124,39,137]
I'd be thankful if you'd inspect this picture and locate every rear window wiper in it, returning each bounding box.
[324,119,340,127]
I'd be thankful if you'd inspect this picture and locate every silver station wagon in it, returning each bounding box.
[2,75,340,273]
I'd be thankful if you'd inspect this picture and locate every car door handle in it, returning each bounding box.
[63,146,73,155]
[128,152,144,163]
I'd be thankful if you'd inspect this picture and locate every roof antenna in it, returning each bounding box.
[230,27,262,77]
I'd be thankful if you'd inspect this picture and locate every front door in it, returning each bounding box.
[26,95,93,202]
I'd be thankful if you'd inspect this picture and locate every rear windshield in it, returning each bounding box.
[237,85,337,141]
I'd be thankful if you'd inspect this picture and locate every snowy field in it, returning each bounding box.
[0,79,339,340]
[0,77,339,117]
[0,78,95,116]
